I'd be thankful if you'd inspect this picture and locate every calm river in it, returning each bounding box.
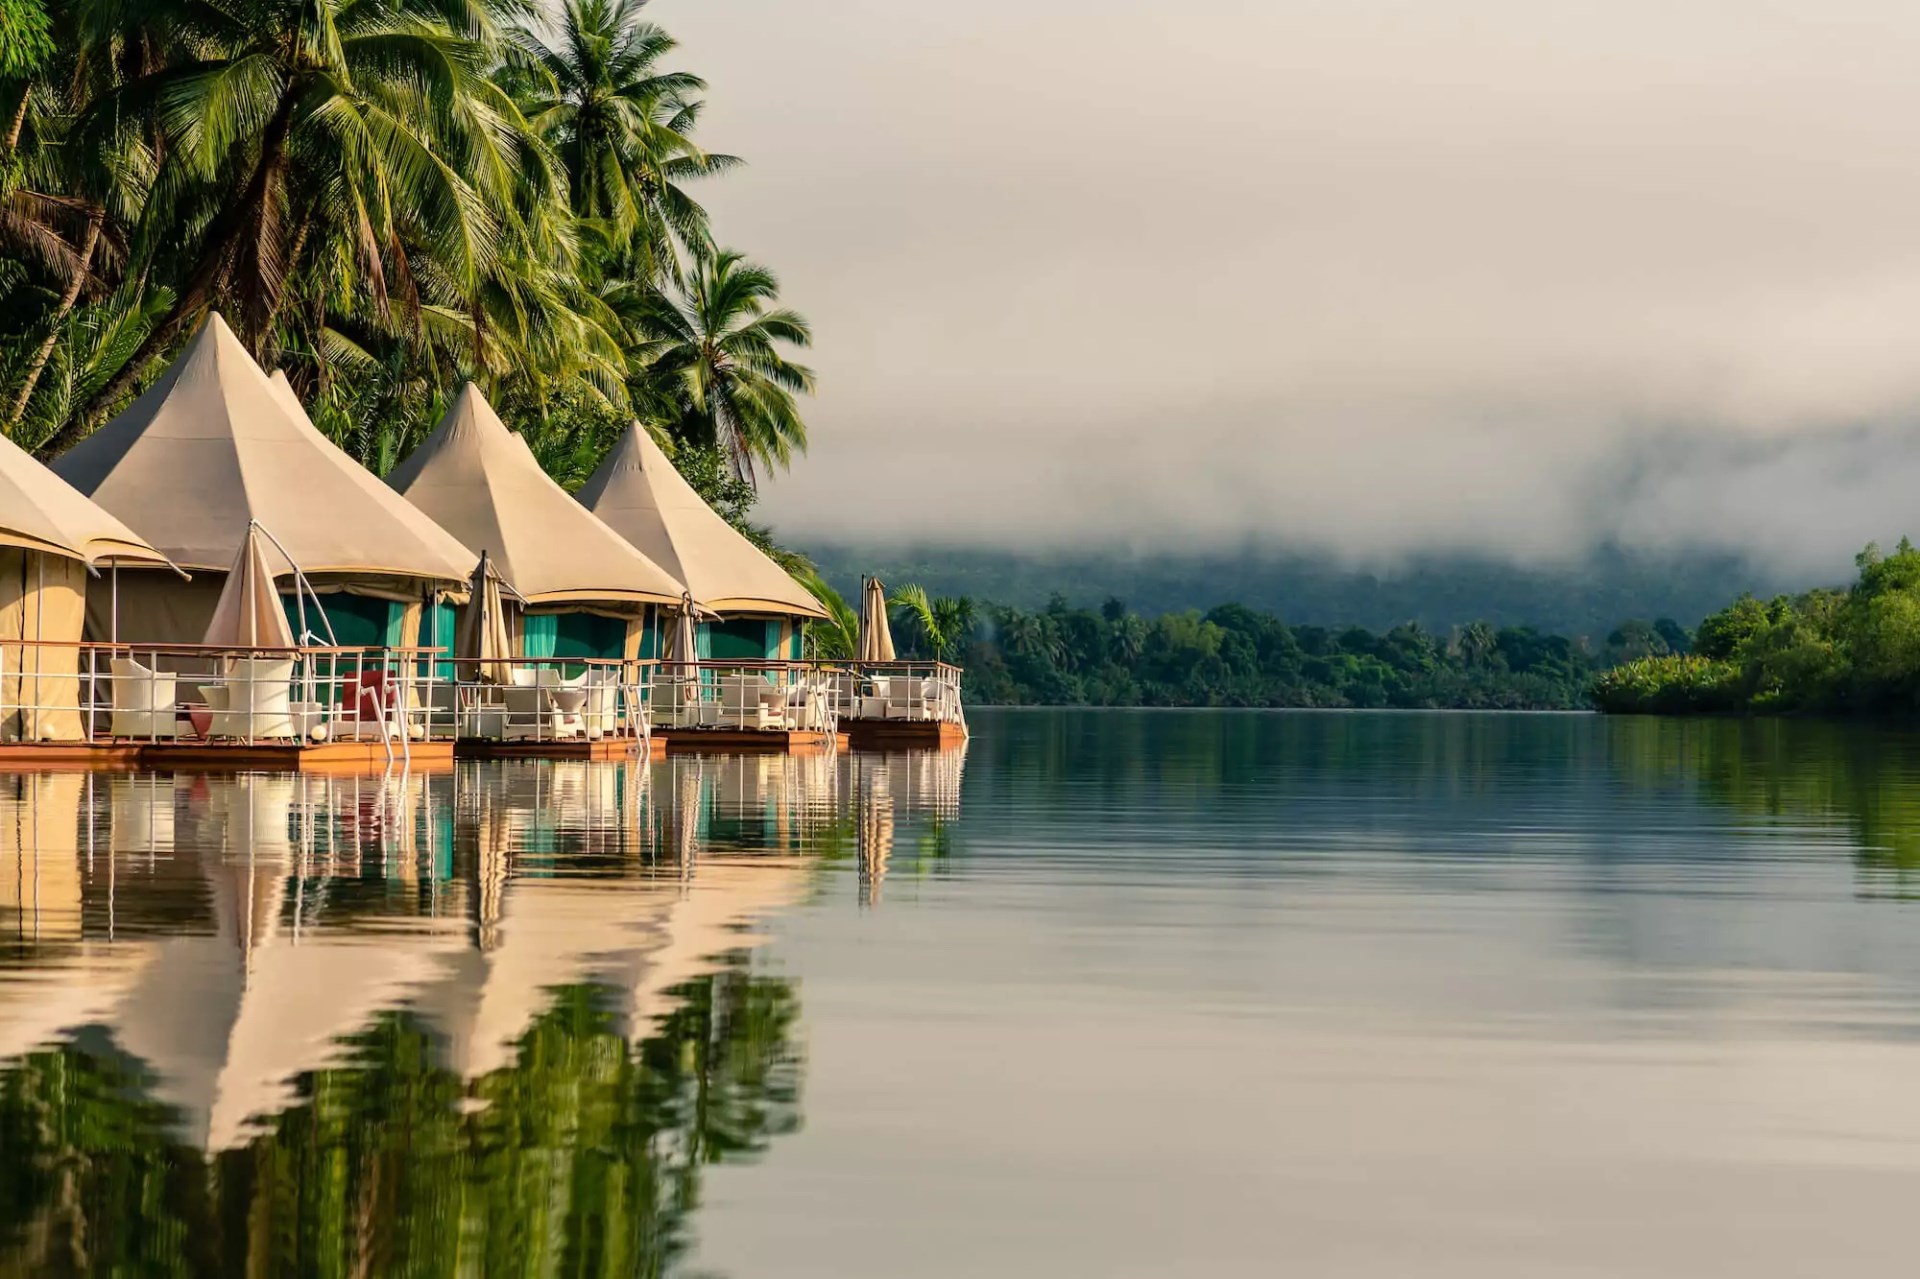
[6,709,1920,1275]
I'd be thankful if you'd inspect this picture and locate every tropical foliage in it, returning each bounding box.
[0,0,812,484]
[1592,540,1920,717]
[869,590,1678,710]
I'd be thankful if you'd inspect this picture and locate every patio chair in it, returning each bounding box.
[581,671,620,738]
[715,673,789,731]
[109,658,179,739]
[208,657,301,740]
[883,676,937,721]
[652,669,712,728]
[536,668,589,738]
[499,672,583,741]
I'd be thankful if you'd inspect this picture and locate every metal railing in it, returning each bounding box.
[425,656,650,746]
[828,661,967,728]
[647,660,839,734]
[0,641,443,761]
[0,643,655,752]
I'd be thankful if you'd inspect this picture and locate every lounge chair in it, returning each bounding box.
[109,658,178,739]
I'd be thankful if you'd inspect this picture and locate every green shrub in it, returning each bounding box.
[1589,655,1745,715]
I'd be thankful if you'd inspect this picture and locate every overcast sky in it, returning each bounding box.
[656,0,1920,572]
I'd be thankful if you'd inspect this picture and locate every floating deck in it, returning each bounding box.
[0,740,454,774]
[455,737,648,762]
[841,719,969,749]
[655,727,848,754]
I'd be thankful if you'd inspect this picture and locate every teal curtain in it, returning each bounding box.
[705,617,772,660]
[284,593,398,648]
[550,612,626,660]
[422,599,457,680]
[520,612,559,659]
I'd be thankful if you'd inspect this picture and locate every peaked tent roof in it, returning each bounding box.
[576,423,827,619]
[386,383,682,607]
[0,430,168,566]
[51,314,477,584]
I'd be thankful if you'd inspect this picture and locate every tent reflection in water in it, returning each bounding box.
[0,426,170,742]
[50,312,475,652]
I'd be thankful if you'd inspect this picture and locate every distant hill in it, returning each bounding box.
[799,543,1814,639]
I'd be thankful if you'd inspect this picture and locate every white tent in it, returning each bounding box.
[52,313,477,642]
[576,422,826,620]
[0,431,170,739]
[388,385,681,609]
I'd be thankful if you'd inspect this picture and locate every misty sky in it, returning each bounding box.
[657,0,1920,572]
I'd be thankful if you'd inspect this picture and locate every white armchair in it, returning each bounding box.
[715,673,788,730]
[581,672,620,738]
[208,657,300,740]
[109,658,178,739]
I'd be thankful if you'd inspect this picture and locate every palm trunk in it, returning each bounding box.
[254,211,312,353]
[9,210,101,425]
[5,88,28,150]
[42,91,299,458]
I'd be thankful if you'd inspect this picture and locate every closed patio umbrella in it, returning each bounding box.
[458,550,515,684]
[858,576,895,663]
[202,523,294,649]
[666,594,700,666]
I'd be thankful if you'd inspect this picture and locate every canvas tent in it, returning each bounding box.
[388,385,682,662]
[577,422,825,662]
[0,430,170,740]
[51,313,477,646]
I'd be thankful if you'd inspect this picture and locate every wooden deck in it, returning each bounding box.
[0,739,454,773]
[655,727,848,754]
[842,719,969,749]
[455,736,646,761]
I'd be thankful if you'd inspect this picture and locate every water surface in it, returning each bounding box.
[7,710,1920,1275]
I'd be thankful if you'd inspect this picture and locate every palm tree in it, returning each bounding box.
[798,570,859,660]
[625,247,813,482]
[0,0,51,77]
[888,584,974,663]
[1456,620,1498,668]
[45,0,534,454]
[504,0,734,283]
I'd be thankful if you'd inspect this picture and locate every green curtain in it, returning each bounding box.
[550,612,626,660]
[283,593,399,648]
[422,599,457,680]
[520,612,559,659]
[705,617,772,661]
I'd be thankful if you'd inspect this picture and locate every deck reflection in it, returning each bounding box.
[0,749,964,1276]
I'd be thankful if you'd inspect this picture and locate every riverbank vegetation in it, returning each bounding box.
[830,586,1687,710]
[0,0,811,484]
[1591,541,1920,717]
